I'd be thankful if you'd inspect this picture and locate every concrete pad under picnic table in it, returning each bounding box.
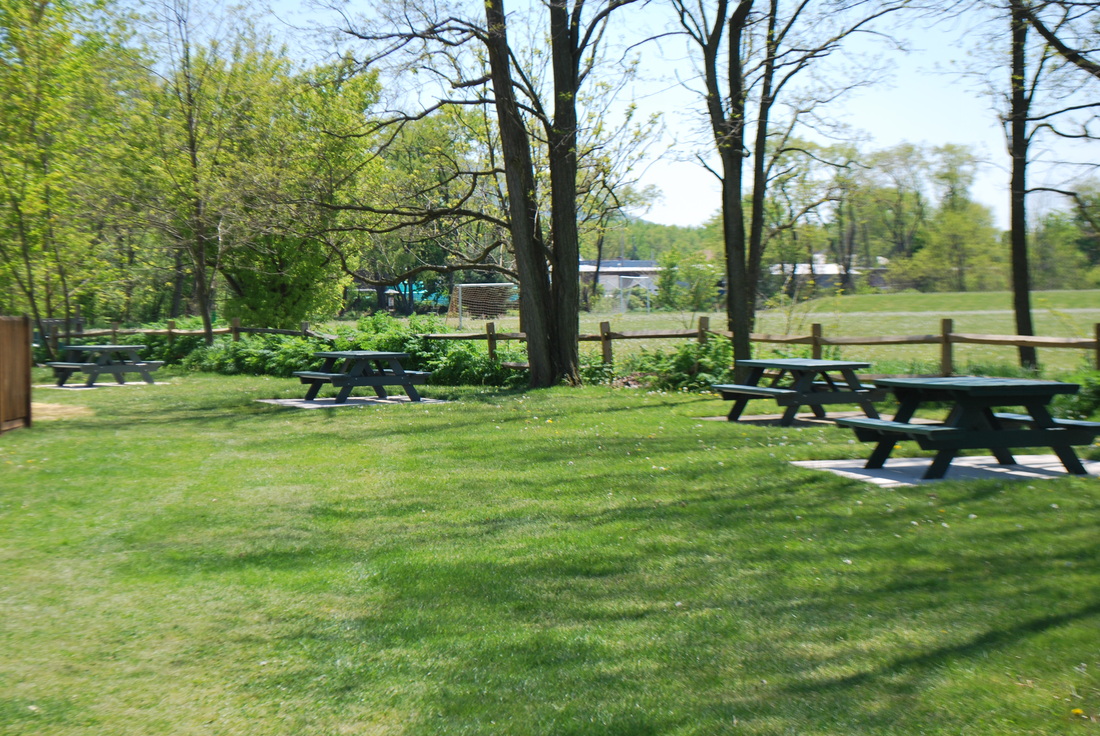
[791,454,1099,487]
[257,397,447,409]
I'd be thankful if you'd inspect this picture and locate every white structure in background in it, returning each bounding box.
[579,260,660,305]
[579,260,661,313]
[769,253,858,290]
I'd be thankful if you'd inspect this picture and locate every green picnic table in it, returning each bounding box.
[713,358,887,426]
[46,344,163,387]
[293,351,430,403]
[834,376,1100,479]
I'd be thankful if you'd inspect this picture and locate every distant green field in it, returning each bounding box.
[788,289,1100,314]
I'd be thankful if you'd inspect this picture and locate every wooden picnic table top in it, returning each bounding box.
[314,350,410,360]
[873,376,1079,398]
[736,358,872,371]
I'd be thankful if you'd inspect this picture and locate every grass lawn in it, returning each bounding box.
[3,371,1099,734]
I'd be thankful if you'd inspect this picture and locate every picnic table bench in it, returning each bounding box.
[294,351,429,403]
[713,358,886,426]
[835,376,1099,479]
[46,345,163,387]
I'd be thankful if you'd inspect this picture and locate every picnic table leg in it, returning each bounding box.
[381,358,422,401]
[1024,403,1089,475]
[841,369,881,419]
[923,449,958,479]
[864,438,896,469]
[723,366,764,422]
[858,400,881,419]
[367,360,390,399]
[303,380,324,400]
[83,371,97,388]
[779,405,800,426]
[55,368,71,387]
[1051,445,1088,474]
[726,397,750,421]
[334,385,355,403]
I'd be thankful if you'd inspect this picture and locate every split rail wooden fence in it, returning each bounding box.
[40,315,1100,375]
[1,316,32,434]
[426,316,1100,373]
[40,318,337,348]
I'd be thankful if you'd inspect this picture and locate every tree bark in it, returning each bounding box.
[484,0,556,386]
[1009,0,1038,369]
[547,0,581,384]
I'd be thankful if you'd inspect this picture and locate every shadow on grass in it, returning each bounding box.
[113,450,1100,733]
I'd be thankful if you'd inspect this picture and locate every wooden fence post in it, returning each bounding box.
[1095,323,1099,370]
[941,318,954,376]
[231,317,241,342]
[486,322,497,361]
[697,316,709,345]
[811,323,823,360]
[112,322,119,343]
[167,320,175,347]
[600,321,613,364]
[301,321,309,337]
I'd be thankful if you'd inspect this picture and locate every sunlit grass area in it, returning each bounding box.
[2,372,1098,734]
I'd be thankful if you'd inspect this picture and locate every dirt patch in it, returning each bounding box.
[31,403,94,420]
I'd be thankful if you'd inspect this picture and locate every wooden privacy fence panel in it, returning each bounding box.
[1,316,32,434]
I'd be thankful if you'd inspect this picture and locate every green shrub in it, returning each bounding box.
[127,318,209,365]
[621,337,734,391]
[181,335,330,377]
[1052,370,1100,420]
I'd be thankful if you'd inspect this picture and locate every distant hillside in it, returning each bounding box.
[581,218,718,262]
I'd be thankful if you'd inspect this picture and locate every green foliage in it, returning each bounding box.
[1053,371,1100,420]
[220,236,350,328]
[0,0,130,322]
[654,250,720,312]
[181,335,330,377]
[621,336,734,390]
[420,342,528,388]
[1030,211,1097,290]
[167,313,527,387]
[126,318,209,365]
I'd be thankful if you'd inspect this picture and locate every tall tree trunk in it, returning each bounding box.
[547,0,581,384]
[1009,0,1038,369]
[484,0,556,387]
[745,0,778,328]
[698,0,755,377]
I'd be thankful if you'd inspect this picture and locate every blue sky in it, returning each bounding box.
[634,8,1096,230]
[633,14,1010,229]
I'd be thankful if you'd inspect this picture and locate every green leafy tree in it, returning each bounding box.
[0,0,126,347]
[1030,211,1095,289]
